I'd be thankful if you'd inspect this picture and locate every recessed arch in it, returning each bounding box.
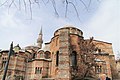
[45,51,51,59]
[56,51,59,66]
[70,51,77,67]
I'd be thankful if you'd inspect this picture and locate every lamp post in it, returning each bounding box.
[2,42,14,80]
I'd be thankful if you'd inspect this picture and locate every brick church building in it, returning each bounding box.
[0,25,117,80]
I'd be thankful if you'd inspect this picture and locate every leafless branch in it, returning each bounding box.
[88,0,91,8]
[13,2,18,9]
[9,0,14,8]
[34,0,40,9]
[23,0,27,12]
[79,0,88,11]
[29,0,32,19]
[0,0,8,7]
[0,0,99,20]
[19,0,21,10]
[68,1,80,21]
[41,0,46,5]
[51,0,59,17]
[65,0,68,18]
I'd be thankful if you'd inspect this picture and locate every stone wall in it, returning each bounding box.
[57,29,71,80]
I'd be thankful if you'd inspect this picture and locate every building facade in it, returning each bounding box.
[0,25,117,80]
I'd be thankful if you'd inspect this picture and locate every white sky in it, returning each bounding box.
[0,0,120,58]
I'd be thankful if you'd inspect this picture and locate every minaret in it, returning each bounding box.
[37,27,43,49]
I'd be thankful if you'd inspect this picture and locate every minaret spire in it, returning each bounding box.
[39,26,42,35]
[37,26,43,49]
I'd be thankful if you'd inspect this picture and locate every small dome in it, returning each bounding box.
[25,45,40,51]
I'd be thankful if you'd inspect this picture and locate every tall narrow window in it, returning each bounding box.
[70,51,77,67]
[56,37,58,46]
[96,66,99,73]
[96,65,102,73]
[56,51,59,66]
[35,67,37,74]
[2,58,7,68]
[99,65,102,73]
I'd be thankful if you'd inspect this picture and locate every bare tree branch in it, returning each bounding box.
[68,1,80,21]
[23,0,27,12]
[0,0,8,7]
[88,0,91,8]
[29,0,32,19]
[41,0,46,5]
[13,1,18,9]
[0,0,99,20]
[51,0,59,17]
[65,0,68,18]
[79,0,88,11]
[19,0,21,10]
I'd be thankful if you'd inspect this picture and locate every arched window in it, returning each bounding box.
[56,51,59,66]
[45,51,50,59]
[70,51,77,67]
[40,53,43,58]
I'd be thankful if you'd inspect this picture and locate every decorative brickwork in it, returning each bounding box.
[57,29,71,80]
[0,25,117,80]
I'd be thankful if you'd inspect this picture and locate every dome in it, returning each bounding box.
[25,45,40,51]
[54,25,83,37]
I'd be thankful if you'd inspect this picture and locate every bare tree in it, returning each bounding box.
[0,0,100,19]
[71,37,97,80]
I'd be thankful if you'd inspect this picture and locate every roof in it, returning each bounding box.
[85,39,112,44]
[0,50,9,52]
[25,45,40,51]
[54,25,83,35]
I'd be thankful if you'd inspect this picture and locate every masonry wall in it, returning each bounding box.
[0,51,26,80]
[49,27,84,80]
[95,54,112,79]
[93,40,117,79]
[49,36,59,78]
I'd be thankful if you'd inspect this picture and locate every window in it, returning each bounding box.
[56,37,58,46]
[56,51,59,66]
[96,66,99,73]
[46,67,49,73]
[45,52,50,59]
[99,66,102,73]
[40,53,43,58]
[70,51,77,67]
[96,65,102,73]
[35,67,42,74]
[98,49,101,53]
[2,57,7,68]
[15,76,24,80]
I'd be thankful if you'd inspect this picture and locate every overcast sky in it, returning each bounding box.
[0,0,120,58]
